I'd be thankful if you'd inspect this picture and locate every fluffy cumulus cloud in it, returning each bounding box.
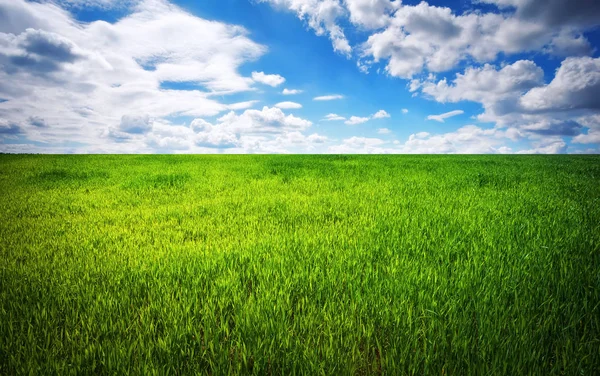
[190,118,238,149]
[372,109,390,119]
[0,0,339,154]
[546,30,593,57]
[328,124,517,154]
[516,137,568,154]
[344,0,399,29]
[118,115,153,134]
[2,0,600,154]
[262,0,599,79]
[411,57,600,149]
[257,0,351,55]
[0,0,278,152]
[416,60,545,106]
[252,71,286,87]
[142,106,319,152]
[214,106,312,134]
[329,136,387,153]
[360,1,591,78]
[572,115,600,144]
[399,125,511,154]
[345,116,370,125]
[479,0,600,28]
[519,57,600,112]
[0,28,86,75]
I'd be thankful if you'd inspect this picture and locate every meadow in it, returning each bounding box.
[0,154,599,375]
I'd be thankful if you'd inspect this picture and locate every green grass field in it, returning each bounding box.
[1,155,599,375]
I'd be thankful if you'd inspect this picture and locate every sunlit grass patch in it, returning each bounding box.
[0,155,599,375]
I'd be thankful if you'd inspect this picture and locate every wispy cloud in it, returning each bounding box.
[314,94,344,101]
[282,88,303,95]
[228,101,259,110]
[427,110,464,123]
[342,109,391,125]
[275,101,302,109]
[322,113,345,121]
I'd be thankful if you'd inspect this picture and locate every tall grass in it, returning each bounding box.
[1,155,599,374]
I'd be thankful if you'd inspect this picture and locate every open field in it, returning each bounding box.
[0,155,599,374]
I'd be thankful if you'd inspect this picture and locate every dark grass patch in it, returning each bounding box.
[123,173,191,191]
[29,168,109,187]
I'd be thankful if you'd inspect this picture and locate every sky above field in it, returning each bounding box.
[0,0,599,154]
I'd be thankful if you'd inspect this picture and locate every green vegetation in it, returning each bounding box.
[1,155,599,375]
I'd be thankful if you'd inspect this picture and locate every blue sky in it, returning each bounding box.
[0,0,599,153]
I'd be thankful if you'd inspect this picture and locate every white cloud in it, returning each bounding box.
[307,133,328,143]
[361,2,597,78]
[516,137,567,154]
[345,116,370,125]
[414,58,600,143]
[329,136,387,153]
[0,0,271,152]
[0,118,23,137]
[427,110,464,123]
[28,116,48,128]
[402,108,409,114]
[252,71,286,87]
[399,125,511,154]
[117,114,152,134]
[479,0,600,29]
[227,100,259,110]
[257,0,351,55]
[372,109,390,118]
[257,0,599,81]
[418,60,544,105]
[190,118,238,149]
[154,106,318,152]
[546,30,593,57]
[282,88,303,95]
[314,94,344,101]
[572,115,600,144]
[273,131,328,151]
[573,129,600,144]
[322,113,345,121]
[3,0,599,154]
[216,106,312,134]
[55,0,136,9]
[377,127,391,134]
[338,109,391,125]
[344,0,399,29]
[519,56,600,112]
[274,101,302,109]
